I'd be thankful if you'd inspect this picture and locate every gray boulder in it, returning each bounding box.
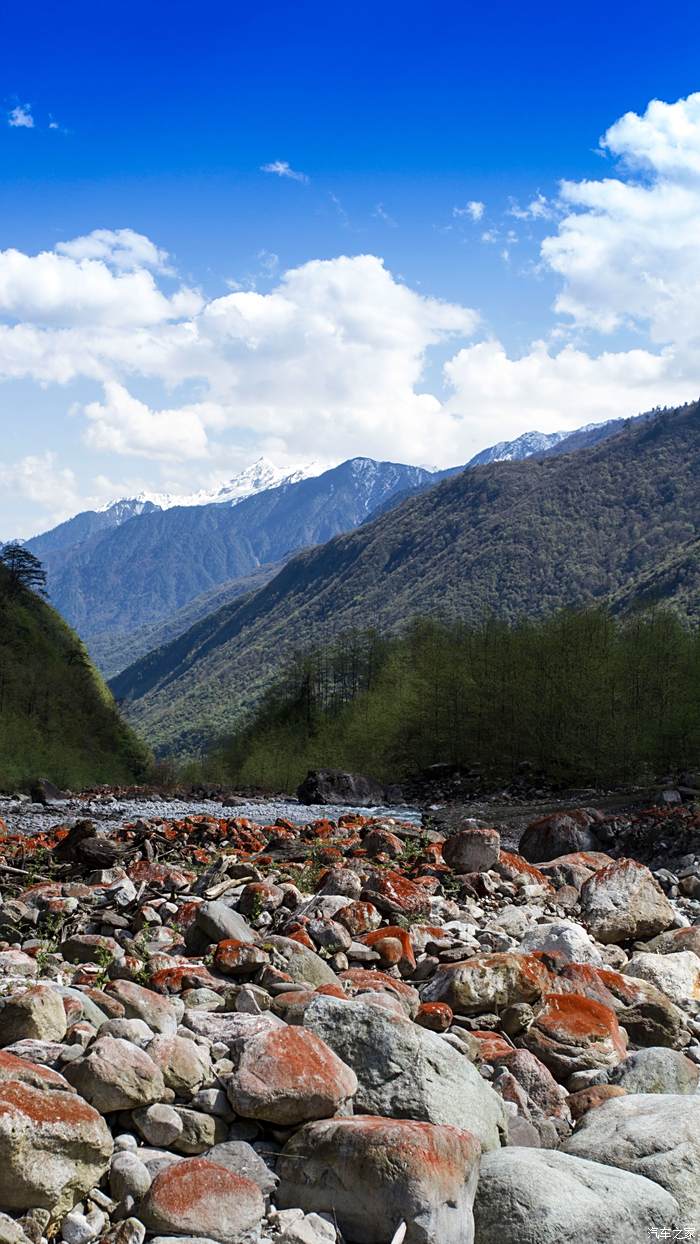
[302,995,506,1150]
[607,1047,699,1095]
[297,769,386,806]
[473,1147,679,1243]
[563,1093,700,1230]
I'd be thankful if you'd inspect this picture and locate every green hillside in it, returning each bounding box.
[112,403,700,758]
[0,565,151,790]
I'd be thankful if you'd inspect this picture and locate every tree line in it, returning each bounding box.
[210,609,700,791]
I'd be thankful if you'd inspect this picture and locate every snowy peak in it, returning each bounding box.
[465,429,570,468]
[101,458,324,516]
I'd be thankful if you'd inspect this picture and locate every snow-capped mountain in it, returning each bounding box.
[465,429,571,467]
[98,458,323,517]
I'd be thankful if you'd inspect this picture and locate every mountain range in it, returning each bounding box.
[22,414,645,679]
[110,401,700,758]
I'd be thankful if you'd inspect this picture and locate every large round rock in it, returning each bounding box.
[225,1025,357,1125]
[277,1115,481,1244]
[473,1147,679,1243]
[442,827,500,873]
[139,1157,264,1243]
[0,1081,113,1216]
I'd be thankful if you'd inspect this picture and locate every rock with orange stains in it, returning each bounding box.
[623,950,700,1008]
[224,1024,357,1125]
[0,1080,113,1216]
[301,995,506,1150]
[264,935,339,988]
[362,827,404,858]
[567,1083,626,1121]
[643,925,700,958]
[339,967,420,1017]
[212,939,269,977]
[139,1157,264,1242]
[277,1115,481,1244]
[516,919,604,965]
[336,900,382,937]
[415,1002,453,1032]
[556,961,688,1048]
[519,992,627,1077]
[0,1048,74,1093]
[538,851,615,890]
[360,870,431,920]
[360,926,416,975]
[579,858,675,944]
[105,981,178,1035]
[421,952,552,1016]
[494,851,553,889]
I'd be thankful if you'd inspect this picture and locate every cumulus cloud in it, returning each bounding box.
[454,201,485,221]
[0,452,79,528]
[261,160,309,183]
[56,229,172,273]
[83,383,222,461]
[8,104,34,128]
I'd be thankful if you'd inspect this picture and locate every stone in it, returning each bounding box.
[0,1081,113,1216]
[643,926,700,958]
[567,1084,626,1121]
[60,1209,105,1244]
[225,1024,357,1125]
[182,1009,282,1048]
[203,1140,277,1195]
[277,1115,481,1244]
[0,1214,32,1244]
[64,1036,166,1111]
[100,1221,145,1244]
[146,1035,211,1094]
[278,1215,336,1244]
[473,1146,680,1243]
[302,995,506,1150]
[60,935,124,965]
[421,952,551,1015]
[607,1046,700,1094]
[360,872,431,920]
[132,1104,183,1148]
[265,936,339,988]
[493,1048,570,1121]
[516,920,603,965]
[213,940,268,976]
[99,1018,153,1046]
[170,1107,227,1154]
[623,951,700,1008]
[297,769,385,807]
[105,982,178,1035]
[0,986,67,1045]
[579,859,675,944]
[0,1048,73,1092]
[139,1157,265,1243]
[442,827,500,873]
[193,901,259,946]
[519,992,627,1077]
[109,1151,152,1201]
[563,1093,700,1230]
[519,812,601,863]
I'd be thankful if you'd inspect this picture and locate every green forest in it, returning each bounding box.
[211,609,700,791]
[0,551,151,791]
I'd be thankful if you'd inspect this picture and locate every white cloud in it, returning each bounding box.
[8,104,34,129]
[261,160,309,183]
[83,383,223,461]
[507,192,556,220]
[374,203,397,227]
[454,201,485,221]
[56,228,172,273]
[0,452,79,530]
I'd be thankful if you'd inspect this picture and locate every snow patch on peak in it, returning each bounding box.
[99,458,325,516]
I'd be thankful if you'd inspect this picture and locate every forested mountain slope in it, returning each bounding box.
[112,403,700,757]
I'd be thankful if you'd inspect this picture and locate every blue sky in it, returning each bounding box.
[2,0,700,535]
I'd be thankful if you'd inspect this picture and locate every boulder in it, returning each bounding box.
[277,1115,481,1244]
[64,1036,166,1112]
[473,1146,679,1243]
[643,926,700,958]
[519,993,627,1077]
[139,1157,264,1243]
[442,827,500,873]
[579,859,675,944]
[0,1081,113,1216]
[0,986,67,1045]
[105,982,178,1035]
[515,921,603,965]
[0,1048,73,1093]
[193,901,259,946]
[519,812,601,863]
[567,1084,626,1121]
[146,1035,211,1095]
[607,1047,700,1095]
[421,952,551,1015]
[297,769,385,807]
[225,1024,357,1125]
[203,1140,277,1196]
[623,951,700,1008]
[360,872,431,920]
[563,1093,700,1230]
[264,936,339,988]
[302,995,506,1150]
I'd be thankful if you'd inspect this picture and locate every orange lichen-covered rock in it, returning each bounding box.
[213,939,269,976]
[0,1049,74,1093]
[127,860,195,890]
[224,1024,357,1125]
[519,992,627,1078]
[362,828,405,858]
[442,826,500,873]
[422,952,553,1015]
[277,1115,481,1244]
[105,979,178,1034]
[0,1080,113,1215]
[494,851,554,890]
[339,968,420,1017]
[140,1157,264,1243]
[360,870,432,919]
[416,1002,453,1032]
[471,1031,514,1062]
[336,901,382,937]
[567,1084,626,1121]
[360,926,417,973]
[149,964,219,994]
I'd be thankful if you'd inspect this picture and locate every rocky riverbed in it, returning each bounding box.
[0,797,698,1243]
